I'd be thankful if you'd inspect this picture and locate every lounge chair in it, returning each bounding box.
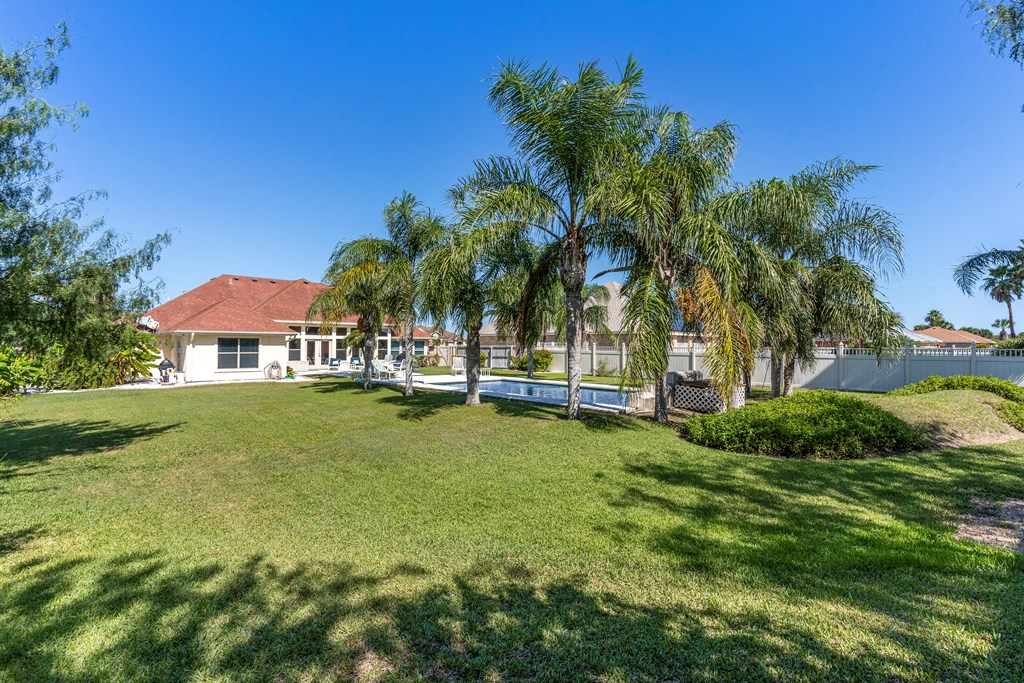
[450,357,465,375]
[327,357,342,371]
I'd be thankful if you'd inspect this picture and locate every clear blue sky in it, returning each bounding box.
[4,1,1023,330]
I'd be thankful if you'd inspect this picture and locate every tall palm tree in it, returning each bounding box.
[421,224,521,406]
[597,109,764,421]
[314,193,445,396]
[924,309,952,329]
[453,57,645,419]
[726,159,905,397]
[308,264,393,390]
[993,317,1011,338]
[983,265,1023,337]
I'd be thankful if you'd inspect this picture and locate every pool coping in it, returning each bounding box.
[412,375,631,413]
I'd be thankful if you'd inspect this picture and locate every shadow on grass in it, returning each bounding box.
[0,419,182,468]
[304,377,643,429]
[7,543,1016,681]
[602,444,1024,678]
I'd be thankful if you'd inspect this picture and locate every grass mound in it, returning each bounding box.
[685,390,926,459]
[890,375,1024,402]
[870,390,1024,448]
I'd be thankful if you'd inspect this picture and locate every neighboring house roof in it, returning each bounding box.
[915,326,992,345]
[902,329,942,343]
[148,274,356,334]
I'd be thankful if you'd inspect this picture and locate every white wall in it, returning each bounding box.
[536,343,1024,391]
[157,333,289,383]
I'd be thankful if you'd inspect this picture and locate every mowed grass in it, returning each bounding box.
[1,380,1023,681]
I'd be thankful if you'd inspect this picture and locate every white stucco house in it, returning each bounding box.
[145,274,457,383]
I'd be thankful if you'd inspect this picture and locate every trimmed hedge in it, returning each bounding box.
[685,391,926,459]
[889,375,1024,403]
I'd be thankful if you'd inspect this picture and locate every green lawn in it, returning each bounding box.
[1,379,1023,681]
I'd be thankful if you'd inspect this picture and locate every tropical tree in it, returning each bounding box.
[454,57,645,419]
[993,317,1011,338]
[983,265,1023,337]
[726,160,906,397]
[954,239,1024,299]
[309,246,397,390]
[595,108,764,421]
[924,310,954,329]
[421,224,522,406]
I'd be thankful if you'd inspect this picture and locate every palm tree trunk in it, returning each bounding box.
[654,340,673,423]
[363,324,376,390]
[743,369,752,399]
[465,324,481,406]
[526,346,535,379]
[782,356,796,396]
[404,316,415,397]
[1009,301,1016,338]
[564,284,583,420]
[770,351,782,398]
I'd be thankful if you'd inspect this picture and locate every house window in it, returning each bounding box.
[378,339,389,357]
[288,326,301,333]
[305,326,321,336]
[287,338,301,361]
[218,338,259,369]
[335,339,347,360]
[391,341,402,356]
[414,341,425,355]
[336,326,348,337]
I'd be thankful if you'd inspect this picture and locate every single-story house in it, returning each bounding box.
[912,326,993,348]
[144,274,457,382]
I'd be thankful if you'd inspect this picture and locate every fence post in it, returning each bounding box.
[591,341,596,375]
[619,343,626,374]
[904,341,912,386]
[836,342,845,390]
[970,342,977,376]
[689,342,696,374]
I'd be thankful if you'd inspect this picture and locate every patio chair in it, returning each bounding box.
[328,357,342,371]
[451,356,465,376]
[372,359,399,380]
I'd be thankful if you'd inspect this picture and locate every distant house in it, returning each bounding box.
[145,274,456,382]
[478,281,695,350]
[913,326,993,348]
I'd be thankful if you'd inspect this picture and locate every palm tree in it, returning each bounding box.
[924,309,952,329]
[983,265,1023,337]
[308,265,393,390]
[313,193,444,396]
[954,240,1024,333]
[993,317,1011,338]
[453,57,645,419]
[596,108,763,421]
[421,223,520,406]
[726,159,906,397]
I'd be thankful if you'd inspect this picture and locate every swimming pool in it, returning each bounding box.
[430,378,630,411]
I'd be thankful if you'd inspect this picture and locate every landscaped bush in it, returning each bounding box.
[996,336,1024,349]
[889,375,1024,403]
[685,391,926,459]
[508,349,554,372]
[997,402,1024,431]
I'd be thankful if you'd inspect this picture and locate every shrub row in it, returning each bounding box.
[685,390,926,459]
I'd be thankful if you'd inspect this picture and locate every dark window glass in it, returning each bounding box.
[305,326,320,336]
[217,354,237,369]
[288,348,300,361]
[239,353,259,369]
[217,337,258,370]
[239,338,259,353]
[218,338,238,353]
[289,326,301,333]
[414,341,425,354]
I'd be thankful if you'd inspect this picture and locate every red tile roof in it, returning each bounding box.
[915,326,992,345]
[148,274,358,334]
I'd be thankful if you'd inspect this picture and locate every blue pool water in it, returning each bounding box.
[438,379,629,410]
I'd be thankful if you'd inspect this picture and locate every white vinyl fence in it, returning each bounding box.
[495,343,1024,392]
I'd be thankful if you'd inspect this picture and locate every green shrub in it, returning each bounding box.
[997,402,1024,431]
[508,349,554,372]
[42,325,159,390]
[889,375,1024,403]
[0,346,45,400]
[685,391,926,459]
[997,336,1024,349]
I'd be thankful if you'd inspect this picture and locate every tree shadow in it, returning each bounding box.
[304,376,644,428]
[0,419,181,468]
[7,543,1010,681]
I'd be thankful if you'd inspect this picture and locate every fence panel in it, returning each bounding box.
[528,344,1024,391]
